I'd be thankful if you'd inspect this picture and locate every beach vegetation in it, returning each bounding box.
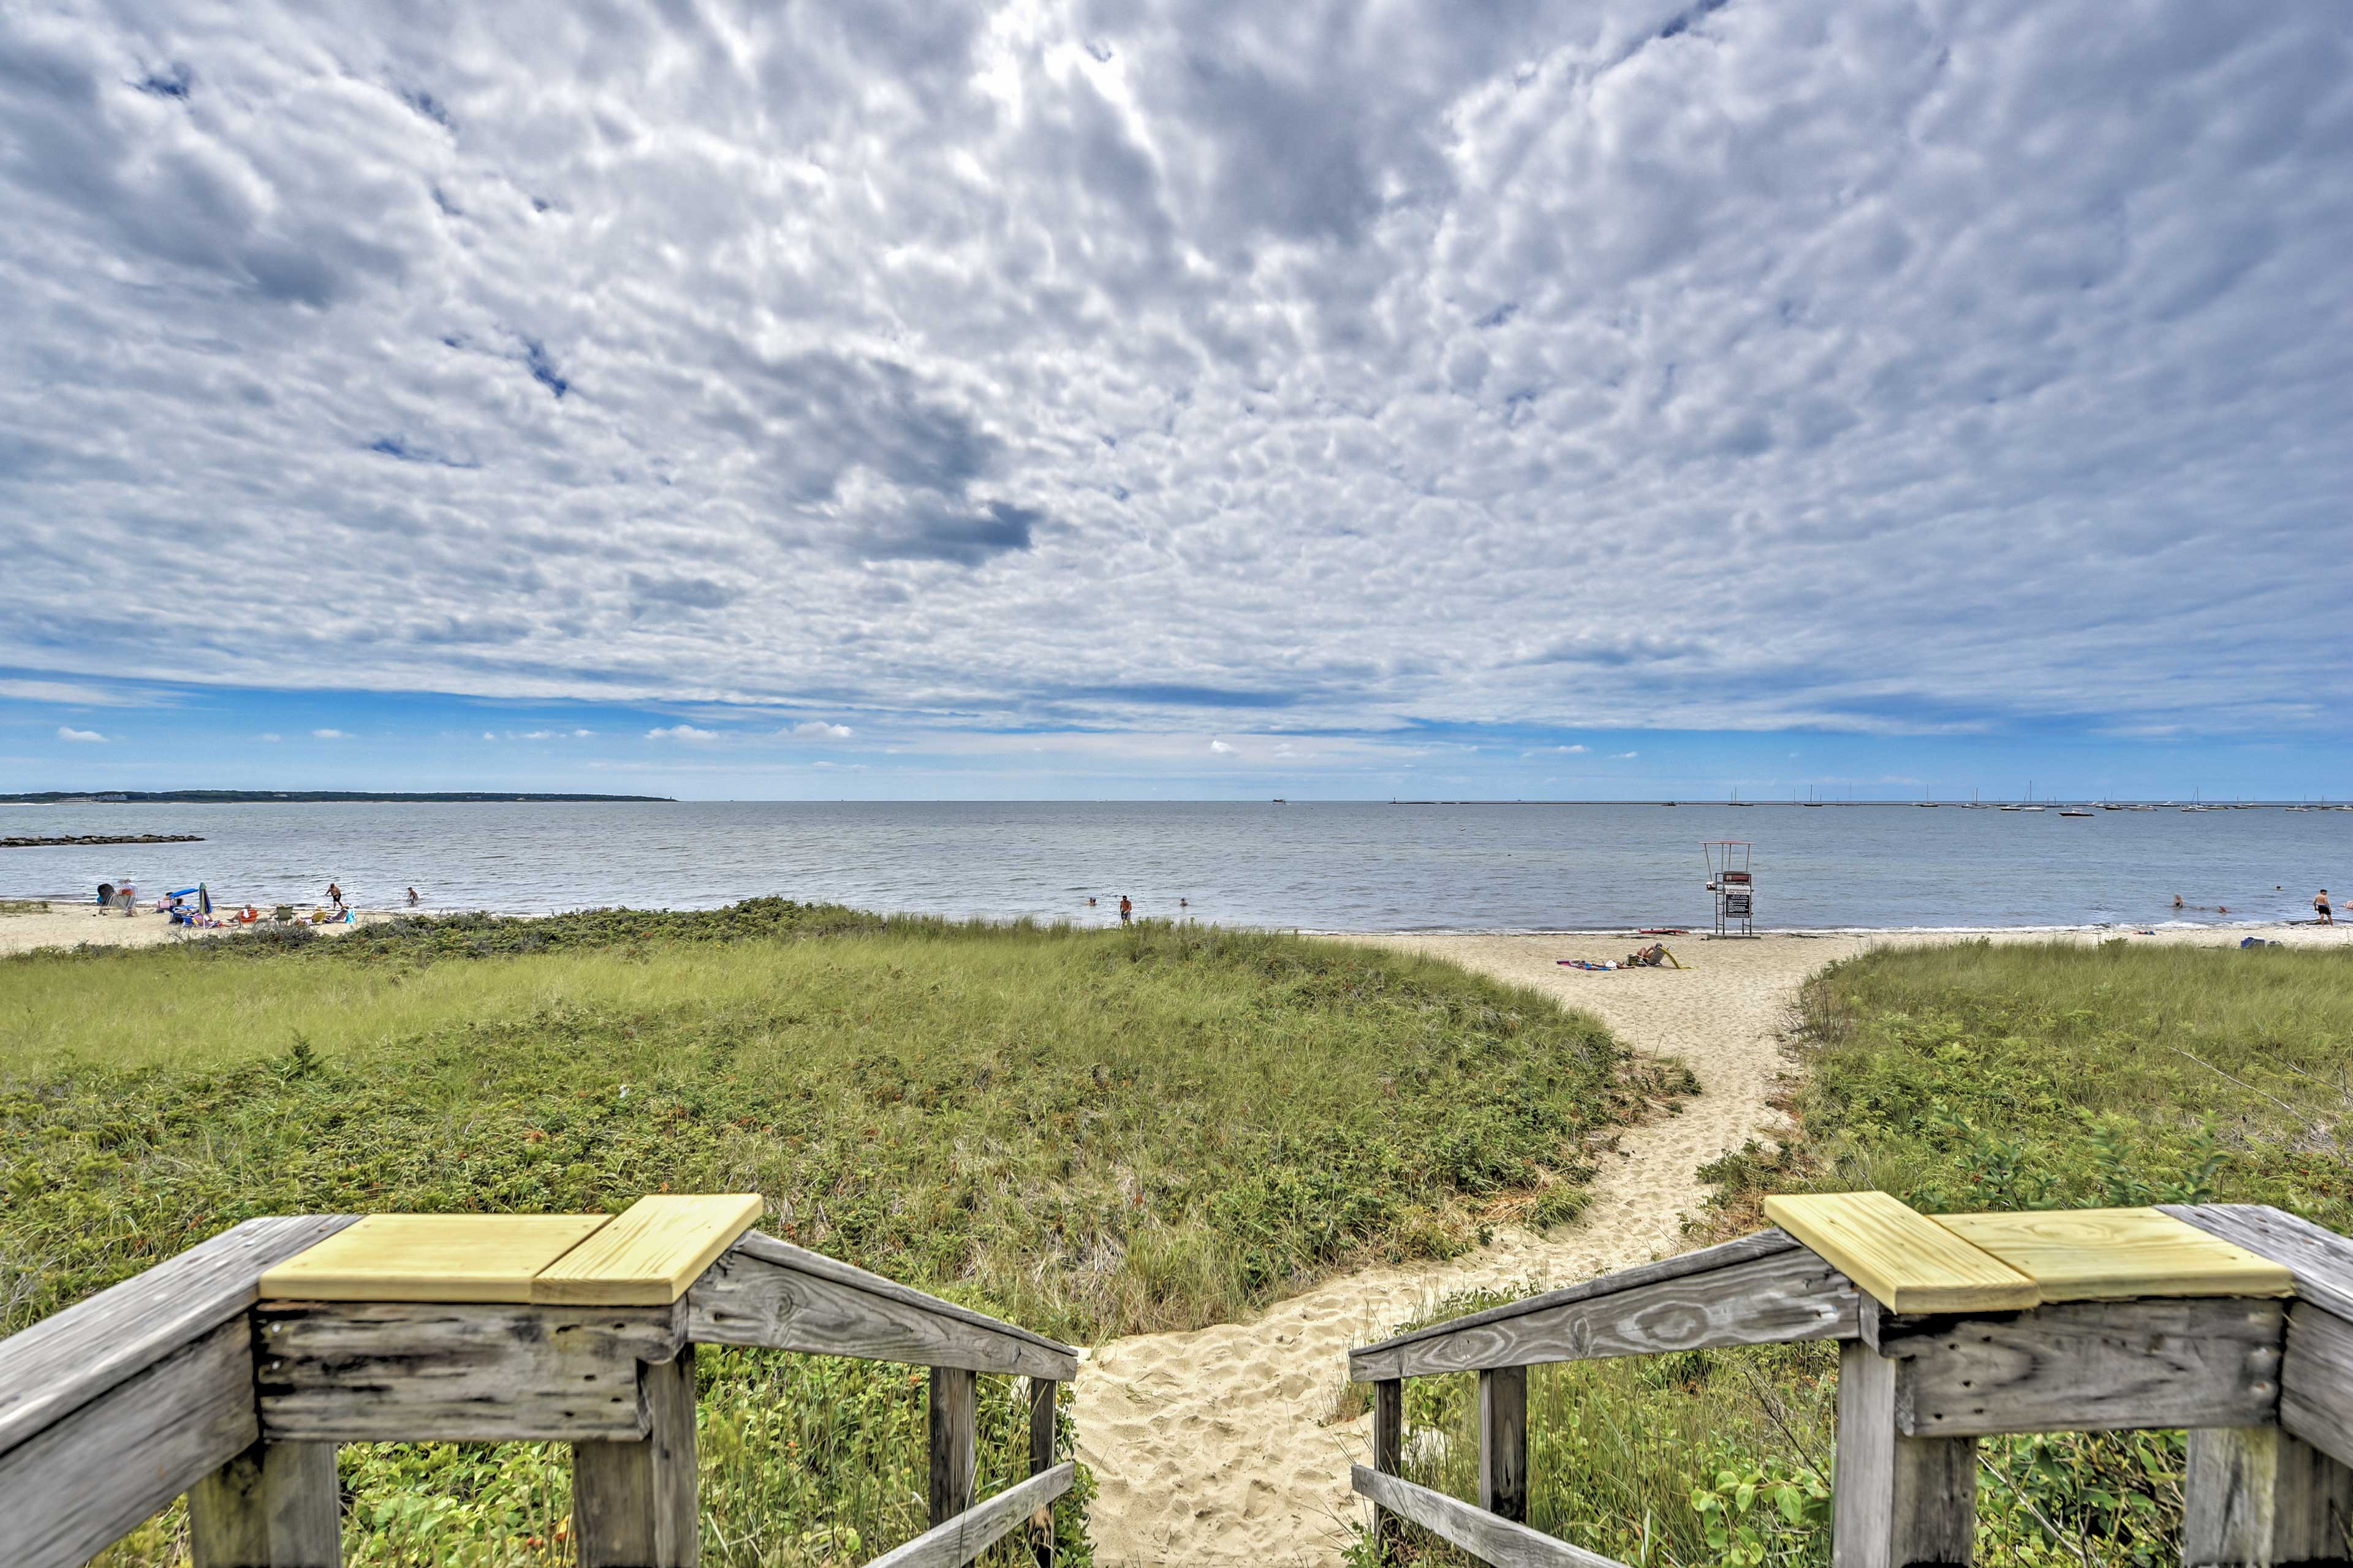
[1367,937,2353,1567]
[1,902,1675,1566]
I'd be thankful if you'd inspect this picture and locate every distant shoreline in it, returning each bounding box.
[0,790,675,804]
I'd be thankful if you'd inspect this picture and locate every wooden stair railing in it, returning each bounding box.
[0,1202,1078,1568]
[1347,1200,2353,1568]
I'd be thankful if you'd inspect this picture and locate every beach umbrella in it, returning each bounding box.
[198,882,212,915]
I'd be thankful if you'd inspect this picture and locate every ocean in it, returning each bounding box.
[4,799,2348,933]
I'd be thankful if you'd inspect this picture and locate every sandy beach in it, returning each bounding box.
[5,902,2343,1561]
[0,901,396,956]
[1074,922,2348,1566]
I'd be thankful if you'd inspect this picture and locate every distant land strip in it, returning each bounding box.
[2,833,206,848]
[0,790,675,804]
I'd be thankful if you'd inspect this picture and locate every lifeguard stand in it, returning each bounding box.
[1703,840,1754,936]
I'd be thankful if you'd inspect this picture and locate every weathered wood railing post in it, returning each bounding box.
[1372,1376,1403,1559]
[931,1365,978,1528]
[188,1437,341,1567]
[572,1347,699,1568]
[1028,1376,1059,1566]
[2184,1425,2353,1567]
[1477,1365,1527,1523]
[1832,1337,1974,1568]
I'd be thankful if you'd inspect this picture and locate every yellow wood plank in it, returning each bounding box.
[530,1194,764,1306]
[257,1214,612,1303]
[1934,1207,2296,1302]
[1763,1191,2039,1312]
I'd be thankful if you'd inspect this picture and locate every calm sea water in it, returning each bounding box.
[6,800,2350,932]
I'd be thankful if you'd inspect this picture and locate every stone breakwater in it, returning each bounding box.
[1,833,206,847]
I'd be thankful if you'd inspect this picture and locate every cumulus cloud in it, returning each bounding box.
[311,728,347,739]
[56,725,104,742]
[1208,740,1236,753]
[0,0,2347,752]
[259,732,281,741]
[787,720,854,739]
[646,724,718,742]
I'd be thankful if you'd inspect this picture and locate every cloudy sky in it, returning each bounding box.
[3,0,2349,800]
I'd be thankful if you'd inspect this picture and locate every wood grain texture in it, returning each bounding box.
[930,1366,977,1528]
[533,1194,763,1306]
[865,1464,1075,1568]
[1027,1379,1059,1568]
[257,1214,610,1304]
[1351,1245,1858,1381]
[2282,1304,2353,1472]
[1372,1379,1403,1560]
[1353,1229,1801,1366]
[189,1439,342,1567]
[685,1232,1077,1379]
[1886,1297,2284,1438]
[1938,1206,2294,1302]
[573,1347,699,1567]
[1832,1338,1975,1568]
[1764,1192,2037,1314]
[2,1314,260,1568]
[1480,1365,1528,1523]
[0,1213,357,1458]
[254,1300,683,1442]
[1350,1466,1627,1568]
[2184,1425,2353,1566]
[2165,1205,2353,1322]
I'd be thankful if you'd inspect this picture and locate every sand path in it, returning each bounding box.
[1071,922,2349,1565]
[1072,930,1869,1567]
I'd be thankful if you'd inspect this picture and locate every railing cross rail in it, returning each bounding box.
[0,1207,1078,1568]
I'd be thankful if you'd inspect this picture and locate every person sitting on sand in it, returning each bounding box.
[2319,889,2335,925]
[1118,894,1132,926]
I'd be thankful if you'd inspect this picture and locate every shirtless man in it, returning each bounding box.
[2319,889,2335,925]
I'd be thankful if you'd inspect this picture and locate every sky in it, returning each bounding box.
[2,0,2350,801]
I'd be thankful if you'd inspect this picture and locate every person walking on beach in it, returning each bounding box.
[2318,889,2335,925]
[1118,894,1132,926]
[326,881,344,914]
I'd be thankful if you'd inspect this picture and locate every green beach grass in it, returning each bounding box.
[1,901,1679,1567]
[1368,937,2353,1568]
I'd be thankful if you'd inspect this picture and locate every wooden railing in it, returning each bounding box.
[0,1217,1078,1568]
[1346,1205,2353,1567]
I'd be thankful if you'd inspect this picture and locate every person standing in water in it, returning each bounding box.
[1118,894,1133,926]
[326,881,344,913]
[406,886,420,907]
[2318,889,2335,925]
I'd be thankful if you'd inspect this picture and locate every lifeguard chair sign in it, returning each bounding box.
[1704,840,1755,936]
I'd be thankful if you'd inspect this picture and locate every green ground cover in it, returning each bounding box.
[1,901,1675,1567]
[1367,937,2353,1568]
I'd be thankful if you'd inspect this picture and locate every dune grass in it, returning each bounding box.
[1369,938,2353,1568]
[1,901,1677,1567]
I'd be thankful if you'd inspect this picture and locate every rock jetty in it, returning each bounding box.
[1,833,206,848]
